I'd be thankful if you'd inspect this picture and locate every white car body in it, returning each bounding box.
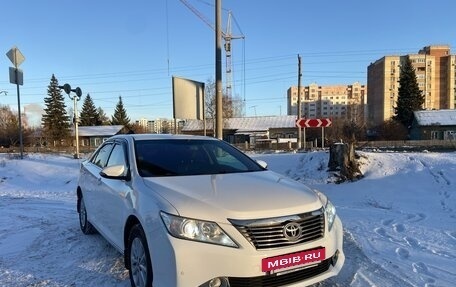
[77,134,344,287]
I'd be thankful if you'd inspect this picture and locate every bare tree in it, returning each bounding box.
[130,122,148,134]
[327,104,365,182]
[204,78,241,133]
[326,104,367,144]
[375,119,408,140]
[0,105,19,147]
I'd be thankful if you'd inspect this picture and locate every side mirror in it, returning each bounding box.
[256,159,268,169]
[100,164,128,179]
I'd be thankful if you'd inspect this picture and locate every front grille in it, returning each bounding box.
[228,257,331,287]
[229,208,325,250]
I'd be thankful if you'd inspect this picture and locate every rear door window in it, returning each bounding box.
[91,143,114,168]
[107,143,126,167]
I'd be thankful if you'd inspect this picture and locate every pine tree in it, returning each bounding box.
[97,107,111,125]
[393,57,424,128]
[111,96,130,126]
[79,94,100,126]
[41,74,71,145]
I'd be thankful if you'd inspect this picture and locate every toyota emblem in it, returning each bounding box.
[283,222,302,241]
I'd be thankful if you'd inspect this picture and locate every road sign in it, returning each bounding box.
[6,46,26,159]
[9,67,24,85]
[296,118,332,128]
[6,46,25,67]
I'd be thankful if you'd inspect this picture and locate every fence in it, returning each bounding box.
[357,139,456,151]
[1,139,455,156]
[234,139,456,152]
[0,146,95,157]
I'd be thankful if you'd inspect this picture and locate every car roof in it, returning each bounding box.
[110,134,219,142]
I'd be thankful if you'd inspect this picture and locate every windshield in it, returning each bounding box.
[135,139,264,177]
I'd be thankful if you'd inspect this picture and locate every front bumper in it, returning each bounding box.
[147,216,344,287]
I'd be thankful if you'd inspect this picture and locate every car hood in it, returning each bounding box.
[142,170,322,222]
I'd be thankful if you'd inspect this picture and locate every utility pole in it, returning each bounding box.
[215,0,223,139]
[6,46,25,159]
[297,54,302,149]
[179,0,244,110]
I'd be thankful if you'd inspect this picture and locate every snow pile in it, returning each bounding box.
[1,151,455,286]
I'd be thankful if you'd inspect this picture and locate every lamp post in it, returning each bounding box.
[59,83,82,159]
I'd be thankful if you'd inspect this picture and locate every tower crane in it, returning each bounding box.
[179,0,245,102]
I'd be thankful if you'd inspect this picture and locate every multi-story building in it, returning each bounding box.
[135,118,178,134]
[367,45,456,127]
[287,82,367,121]
[137,118,151,132]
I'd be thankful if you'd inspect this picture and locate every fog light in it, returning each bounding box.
[209,278,222,287]
[208,277,229,287]
[331,250,340,266]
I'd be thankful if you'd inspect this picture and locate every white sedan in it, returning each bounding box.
[77,134,344,287]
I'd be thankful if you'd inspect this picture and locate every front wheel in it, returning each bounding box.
[78,196,95,234]
[128,224,153,287]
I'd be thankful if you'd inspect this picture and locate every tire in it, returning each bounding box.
[79,196,96,234]
[128,224,153,287]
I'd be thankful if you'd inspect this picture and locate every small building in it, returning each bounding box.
[76,125,124,148]
[410,110,456,140]
[182,116,298,148]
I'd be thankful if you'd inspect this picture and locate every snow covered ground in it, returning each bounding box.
[0,150,455,287]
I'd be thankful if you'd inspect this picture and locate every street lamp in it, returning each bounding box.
[59,83,82,159]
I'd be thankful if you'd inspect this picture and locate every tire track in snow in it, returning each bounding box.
[315,231,415,287]
[0,196,129,287]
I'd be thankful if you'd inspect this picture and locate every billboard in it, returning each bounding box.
[172,76,204,120]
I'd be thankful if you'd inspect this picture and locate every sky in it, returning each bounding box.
[1,0,455,126]
[0,150,455,286]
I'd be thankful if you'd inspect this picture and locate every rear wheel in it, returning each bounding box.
[128,224,153,287]
[79,196,95,234]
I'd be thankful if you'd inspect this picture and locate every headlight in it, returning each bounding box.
[160,212,238,248]
[325,199,337,232]
[316,191,337,232]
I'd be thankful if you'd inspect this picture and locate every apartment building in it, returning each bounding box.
[136,118,178,133]
[367,45,456,127]
[287,82,367,121]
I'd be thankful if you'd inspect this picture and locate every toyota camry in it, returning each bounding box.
[76,134,344,287]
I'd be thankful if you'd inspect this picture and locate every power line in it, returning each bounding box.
[1,47,411,85]
[3,44,453,122]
